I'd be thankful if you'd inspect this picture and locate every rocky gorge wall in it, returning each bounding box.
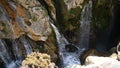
[0,0,58,64]
[0,0,120,67]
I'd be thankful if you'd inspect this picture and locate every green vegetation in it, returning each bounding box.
[92,0,111,31]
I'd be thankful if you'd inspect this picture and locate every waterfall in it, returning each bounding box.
[50,23,69,51]
[8,39,23,68]
[78,0,92,49]
[0,39,12,65]
[11,39,23,67]
[19,36,32,55]
[49,0,92,67]
[11,40,22,60]
[0,36,33,68]
[0,39,20,68]
[50,20,81,67]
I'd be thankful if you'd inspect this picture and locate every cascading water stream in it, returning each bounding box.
[19,36,32,55]
[78,0,92,49]
[49,0,92,67]
[11,40,22,61]
[0,39,20,68]
[0,0,92,68]
[8,36,32,68]
[0,36,33,68]
[11,40,23,68]
[0,39,12,65]
[50,20,81,67]
[50,23,69,51]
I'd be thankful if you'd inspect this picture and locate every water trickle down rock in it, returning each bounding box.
[11,39,23,61]
[50,20,82,67]
[19,36,32,55]
[0,39,12,65]
[61,0,92,67]
[0,39,21,68]
[78,0,92,49]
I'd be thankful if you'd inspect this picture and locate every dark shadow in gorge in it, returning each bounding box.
[0,58,5,68]
[95,0,120,52]
[52,0,68,32]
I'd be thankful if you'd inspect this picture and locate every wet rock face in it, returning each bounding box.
[0,0,52,41]
[65,44,78,52]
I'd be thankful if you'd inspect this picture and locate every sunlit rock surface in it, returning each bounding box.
[84,56,120,68]
[0,0,52,41]
[68,56,120,68]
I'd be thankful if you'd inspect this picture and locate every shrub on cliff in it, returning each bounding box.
[22,52,55,68]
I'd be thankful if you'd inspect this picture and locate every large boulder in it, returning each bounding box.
[67,56,120,68]
[84,56,120,68]
[0,0,52,41]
